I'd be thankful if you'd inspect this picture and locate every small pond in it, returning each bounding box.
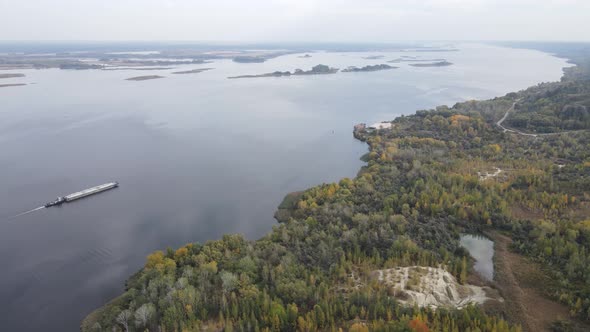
[460,234,494,281]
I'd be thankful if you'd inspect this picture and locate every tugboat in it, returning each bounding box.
[45,196,66,208]
[44,182,119,208]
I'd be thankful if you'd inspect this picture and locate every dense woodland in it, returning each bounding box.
[83,46,590,332]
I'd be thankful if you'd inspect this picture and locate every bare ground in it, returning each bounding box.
[489,232,574,332]
[369,266,496,309]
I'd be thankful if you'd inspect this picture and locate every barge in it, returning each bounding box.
[45,182,119,207]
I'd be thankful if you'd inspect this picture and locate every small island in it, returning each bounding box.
[410,61,453,67]
[125,75,165,81]
[342,64,397,73]
[172,68,214,75]
[228,64,339,79]
[363,55,385,60]
[232,56,266,63]
[59,62,104,70]
[118,59,209,66]
[298,54,312,58]
[104,67,172,71]
[401,48,459,52]
[0,73,25,79]
[0,83,27,88]
[388,58,446,63]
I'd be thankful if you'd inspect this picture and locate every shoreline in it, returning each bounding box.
[80,47,579,330]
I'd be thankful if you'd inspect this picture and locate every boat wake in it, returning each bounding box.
[7,206,45,220]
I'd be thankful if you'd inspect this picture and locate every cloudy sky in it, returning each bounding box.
[0,0,588,41]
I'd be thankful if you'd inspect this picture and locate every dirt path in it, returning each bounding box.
[496,100,587,137]
[496,100,539,137]
[489,232,571,331]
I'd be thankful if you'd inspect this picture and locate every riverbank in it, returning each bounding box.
[79,45,585,331]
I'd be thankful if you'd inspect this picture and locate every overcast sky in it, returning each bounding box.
[1,0,588,42]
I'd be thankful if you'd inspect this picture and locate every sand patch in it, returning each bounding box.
[371,266,493,309]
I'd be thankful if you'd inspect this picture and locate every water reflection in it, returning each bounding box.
[460,234,494,281]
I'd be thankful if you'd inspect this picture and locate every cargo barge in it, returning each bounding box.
[45,182,119,207]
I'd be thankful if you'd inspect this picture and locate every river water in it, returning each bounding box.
[0,44,568,331]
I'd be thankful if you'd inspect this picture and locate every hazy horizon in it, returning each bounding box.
[1,0,589,42]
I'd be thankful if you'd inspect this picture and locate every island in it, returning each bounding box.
[388,58,446,63]
[298,54,312,58]
[117,59,210,66]
[363,55,385,59]
[0,83,27,88]
[125,75,165,81]
[341,64,397,72]
[59,62,105,70]
[228,64,339,79]
[409,60,453,67]
[401,48,459,52]
[232,56,266,63]
[0,73,25,79]
[104,67,173,71]
[172,68,214,75]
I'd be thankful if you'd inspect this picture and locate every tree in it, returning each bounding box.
[409,318,430,332]
[115,309,132,332]
[350,322,369,332]
[460,256,468,284]
[220,271,239,295]
[135,303,155,329]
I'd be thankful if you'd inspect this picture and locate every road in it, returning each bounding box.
[496,100,539,137]
[497,99,587,137]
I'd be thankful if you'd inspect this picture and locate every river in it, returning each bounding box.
[0,43,568,331]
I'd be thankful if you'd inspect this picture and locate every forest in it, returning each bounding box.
[82,47,590,332]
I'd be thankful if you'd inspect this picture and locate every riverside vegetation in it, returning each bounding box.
[83,46,590,332]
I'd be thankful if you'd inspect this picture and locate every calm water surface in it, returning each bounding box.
[0,44,567,331]
[461,234,495,281]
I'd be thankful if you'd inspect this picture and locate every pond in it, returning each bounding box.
[460,234,495,281]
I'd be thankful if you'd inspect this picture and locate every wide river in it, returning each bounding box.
[0,44,568,331]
